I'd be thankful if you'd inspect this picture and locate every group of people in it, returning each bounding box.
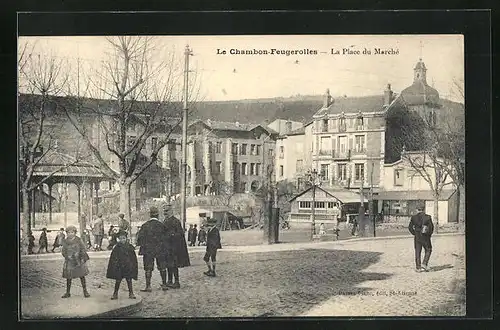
[187,224,207,246]
[27,227,69,255]
[55,204,222,300]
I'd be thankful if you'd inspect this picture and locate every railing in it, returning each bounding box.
[338,124,347,132]
[351,147,367,155]
[318,149,332,156]
[333,149,351,160]
[321,126,329,133]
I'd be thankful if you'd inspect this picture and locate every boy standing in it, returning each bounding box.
[203,220,222,277]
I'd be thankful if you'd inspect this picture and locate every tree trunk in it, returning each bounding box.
[119,181,132,222]
[433,194,439,234]
[21,187,30,255]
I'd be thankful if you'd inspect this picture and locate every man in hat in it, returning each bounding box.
[136,206,169,292]
[91,214,105,251]
[408,205,434,272]
[162,204,190,289]
[118,213,130,234]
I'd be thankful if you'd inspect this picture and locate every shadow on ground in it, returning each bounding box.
[131,248,391,317]
[429,264,454,272]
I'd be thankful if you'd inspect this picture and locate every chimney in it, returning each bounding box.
[384,83,394,106]
[323,89,333,108]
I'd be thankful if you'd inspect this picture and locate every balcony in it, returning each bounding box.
[333,149,351,160]
[338,124,347,133]
[318,149,333,156]
[351,147,367,155]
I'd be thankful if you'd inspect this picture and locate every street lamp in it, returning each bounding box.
[305,168,320,240]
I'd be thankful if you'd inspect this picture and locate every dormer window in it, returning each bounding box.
[356,114,364,130]
[339,116,346,132]
[322,119,328,132]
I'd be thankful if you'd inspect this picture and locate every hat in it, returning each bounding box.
[116,229,128,238]
[150,206,159,217]
[417,205,425,211]
[118,213,125,218]
[65,225,77,233]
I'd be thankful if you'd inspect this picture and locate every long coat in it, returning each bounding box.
[136,218,168,257]
[92,219,104,236]
[408,212,434,245]
[163,216,191,268]
[206,227,222,250]
[39,231,48,247]
[61,236,90,279]
[106,242,138,280]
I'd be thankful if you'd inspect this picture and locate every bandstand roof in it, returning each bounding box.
[32,151,110,182]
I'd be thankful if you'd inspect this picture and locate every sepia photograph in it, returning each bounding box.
[18,33,465,319]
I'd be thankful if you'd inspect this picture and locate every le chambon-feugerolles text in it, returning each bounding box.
[216,46,399,56]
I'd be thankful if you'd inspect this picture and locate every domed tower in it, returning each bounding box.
[400,58,441,126]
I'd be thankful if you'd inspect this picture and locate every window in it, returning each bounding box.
[216,142,222,153]
[127,135,137,148]
[338,136,347,154]
[256,145,261,155]
[268,148,274,156]
[250,144,256,155]
[256,163,260,176]
[339,117,346,132]
[241,163,247,175]
[322,119,328,132]
[232,143,238,155]
[140,179,148,193]
[355,163,365,181]
[299,201,312,209]
[240,144,247,155]
[279,165,284,177]
[314,201,326,209]
[151,137,158,150]
[338,164,347,181]
[250,163,256,175]
[215,161,222,174]
[394,169,404,186]
[279,146,284,158]
[354,135,365,153]
[320,164,329,180]
[296,159,303,172]
[327,202,338,208]
[356,115,364,130]
[320,136,331,155]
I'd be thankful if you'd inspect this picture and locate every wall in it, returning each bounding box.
[425,200,449,225]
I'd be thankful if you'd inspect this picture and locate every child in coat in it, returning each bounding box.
[106,230,138,299]
[38,228,49,253]
[27,231,35,255]
[203,221,222,277]
[51,228,66,252]
[61,226,90,298]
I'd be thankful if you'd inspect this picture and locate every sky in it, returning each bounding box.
[19,35,464,103]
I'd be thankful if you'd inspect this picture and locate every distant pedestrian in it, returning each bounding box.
[197,226,207,246]
[351,215,359,236]
[106,230,138,300]
[408,205,434,272]
[27,231,35,255]
[82,229,92,249]
[51,228,65,252]
[319,223,326,236]
[61,226,90,298]
[118,213,130,233]
[203,221,222,277]
[187,224,194,246]
[91,215,105,251]
[163,205,190,289]
[136,206,169,292]
[38,228,49,253]
[190,224,198,246]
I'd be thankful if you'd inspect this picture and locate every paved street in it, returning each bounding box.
[21,234,465,318]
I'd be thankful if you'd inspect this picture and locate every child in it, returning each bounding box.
[106,230,138,299]
[38,228,49,253]
[197,226,207,246]
[319,223,326,236]
[27,231,35,255]
[203,221,222,277]
[61,226,90,298]
[51,228,65,252]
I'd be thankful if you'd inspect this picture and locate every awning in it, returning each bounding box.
[374,189,456,201]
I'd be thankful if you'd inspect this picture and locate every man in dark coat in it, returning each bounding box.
[197,226,207,246]
[203,221,222,277]
[38,228,49,253]
[187,224,194,246]
[191,224,198,246]
[408,205,435,272]
[136,206,169,292]
[163,204,190,289]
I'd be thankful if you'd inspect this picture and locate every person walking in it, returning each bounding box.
[408,205,435,272]
[187,224,194,246]
[136,206,169,292]
[163,205,190,289]
[197,225,207,246]
[27,231,35,255]
[92,215,105,251]
[106,229,138,300]
[191,224,198,246]
[51,228,66,252]
[38,228,49,253]
[60,226,90,298]
[203,220,222,277]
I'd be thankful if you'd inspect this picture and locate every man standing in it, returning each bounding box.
[203,220,222,277]
[191,224,198,246]
[118,213,130,234]
[163,205,190,289]
[136,206,169,292]
[92,214,105,251]
[408,205,434,272]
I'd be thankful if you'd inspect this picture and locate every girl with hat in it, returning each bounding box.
[60,226,90,298]
[106,230,138,300]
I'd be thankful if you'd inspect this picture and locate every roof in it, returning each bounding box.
[287,126,306,136]
[314,95,386,117]
[374,189,457,201]
[33,151,109,179]
[188,205,250,218]
[191,120,278,135]
[400,81,440,106]
[289,185,362,204]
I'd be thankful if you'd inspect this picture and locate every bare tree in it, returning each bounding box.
[61,37,200,223]
[18,41,77,254]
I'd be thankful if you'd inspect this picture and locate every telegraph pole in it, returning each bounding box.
[180,45,192,231]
